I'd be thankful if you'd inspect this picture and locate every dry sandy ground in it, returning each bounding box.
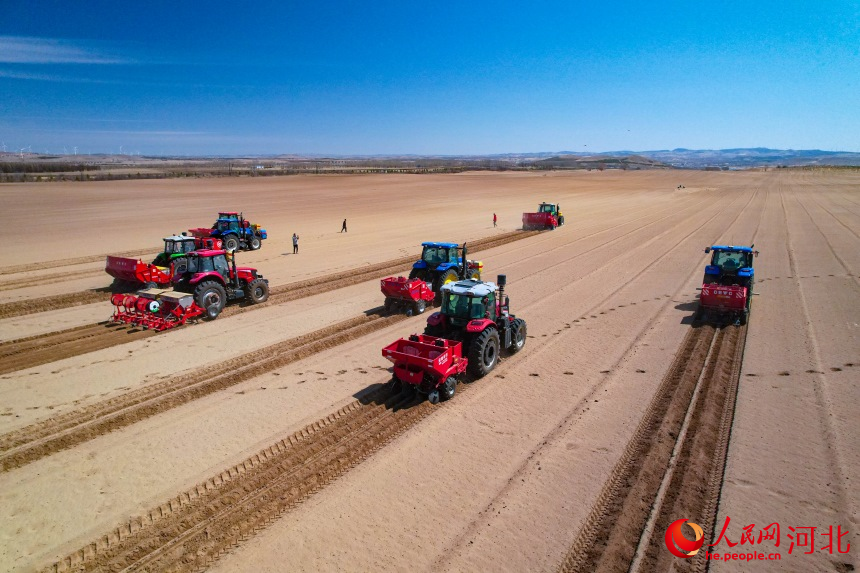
[0,170,856,572]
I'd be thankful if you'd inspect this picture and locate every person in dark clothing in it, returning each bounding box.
[292,233,299,254]
[341,219,347,233]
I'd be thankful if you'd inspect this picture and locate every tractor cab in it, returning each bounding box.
[440,280,498,327]
[183,250,232,279]
[416,242,459,267]
[151,236,198,267]
[539,202,560,216]
[703,245,758,286]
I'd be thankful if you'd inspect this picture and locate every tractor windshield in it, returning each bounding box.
[442,293,490,320]
[539,204,556,213]
[216,220,240,232]
[713,251,751,269]
[422,246,451,265]
[186,256,215,274]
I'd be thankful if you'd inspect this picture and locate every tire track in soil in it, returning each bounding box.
[0,267,107,292]
[44,374,487,573]
[0,230,538,321]
[0,249,154,276]
[556,323,748,573]
[0,312,406,472]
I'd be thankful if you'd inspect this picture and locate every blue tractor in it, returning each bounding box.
[698,244,759,324]
[190,212,267,252]
[408,242,483,294]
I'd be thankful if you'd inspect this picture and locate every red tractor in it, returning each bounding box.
[172,249,269,318]
[423,274,526,378]
[522,202,564,230]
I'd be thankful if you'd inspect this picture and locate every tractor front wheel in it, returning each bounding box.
[223,235,240,252]
[249,237,261,250]
[440,376,456,401]
[248,279,269,304]
[468,328,500,378]
[509,318,527,353]
[559,215,565,226]
[195,280,227,319]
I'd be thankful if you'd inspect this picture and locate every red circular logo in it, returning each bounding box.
[665,519,705,558]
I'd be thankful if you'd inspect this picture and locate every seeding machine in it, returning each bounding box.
[522,202,564,230]
[697,244,759,325]
[110,248,268,331]
[383,273,526,404]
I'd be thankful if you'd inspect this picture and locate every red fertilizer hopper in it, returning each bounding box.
[380,276,436,316]
[382,334,468,404]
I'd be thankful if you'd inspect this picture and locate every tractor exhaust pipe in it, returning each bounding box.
[459,243,468,280]
[498,274,507,312]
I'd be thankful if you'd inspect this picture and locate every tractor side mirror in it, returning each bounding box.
[505,295,510,308]
[704,247,711,254]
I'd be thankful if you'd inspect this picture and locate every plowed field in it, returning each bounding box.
[0,170,856,573]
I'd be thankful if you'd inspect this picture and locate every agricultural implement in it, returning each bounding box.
[408,242,483,294]
[188,212,267,252]
[424,274,526,378]
[522,202,564,230]
[381,276,435,316]
[110,289,205,331]
[382,335,468,404]
[110,249,269,330]
[105,235,222,288]
[697,244,759,325]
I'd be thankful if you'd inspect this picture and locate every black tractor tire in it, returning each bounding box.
[559,215,565,226]
[194,280,227,319]
[414,299,426,315]
[247,278,269,304]
[223,235,240,252]
[408,268,426,281]
[143,281,157,290]
[509,318,527,353]
[249,236,261,250]
[172,258,188,276]
[384,297,395,314]
[440,376,456,401]
[466,268,481,281]
[468,328,500,378]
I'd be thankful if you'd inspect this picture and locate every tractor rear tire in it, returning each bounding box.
[468,328,500,378]
[435,268,459,292]
[409,268,426,281]
[559,216,565,226]
[249,237,261,250]
[195,280,226,319]
[441,376,456,401]
[248,279,269,304]
[424,323,444,338]
[509,318,526,353]
[224,235,240,252]
[466,268,481,281]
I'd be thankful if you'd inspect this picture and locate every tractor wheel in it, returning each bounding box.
[413,299,426,315]
[223,235,240,252]
[435,268,459,292]
[249,237,261,250]
[559,216,565,226]
[143,281,157,290]
[466,268,481,281]
[194,280,227,319]
[384,297,395,314]
[509,318,527,353]
[408,268,426,281]
[468,328,500,378]
[440,376,456,401]
[427,389,441,404]
[248,279,269,304]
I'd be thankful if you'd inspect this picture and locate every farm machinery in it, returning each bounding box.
[382,335,468,404]
[105,235,222,288]
[408,242,483,293]
[523,202,564,230]
[188,212,267,252]
[380,276,436,316]
[697,244,759,325]
[110,248,269,330]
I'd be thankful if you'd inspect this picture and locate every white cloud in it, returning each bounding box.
[0,36,128,64]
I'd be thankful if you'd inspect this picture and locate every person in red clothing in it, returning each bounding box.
[493,213,497,227]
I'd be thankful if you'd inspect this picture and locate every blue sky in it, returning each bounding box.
[1,1,858,156]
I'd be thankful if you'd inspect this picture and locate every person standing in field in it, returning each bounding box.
[493,213,497,227]
[292,233,299,254]
[341,219,348,233]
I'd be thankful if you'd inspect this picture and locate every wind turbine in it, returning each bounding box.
[64,146,68,155]
[73,146,77,156]
[1,142,6,153]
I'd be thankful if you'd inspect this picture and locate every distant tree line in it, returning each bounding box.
[0,162,99,173]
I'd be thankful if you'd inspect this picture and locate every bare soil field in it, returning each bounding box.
[0,170,856,572]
